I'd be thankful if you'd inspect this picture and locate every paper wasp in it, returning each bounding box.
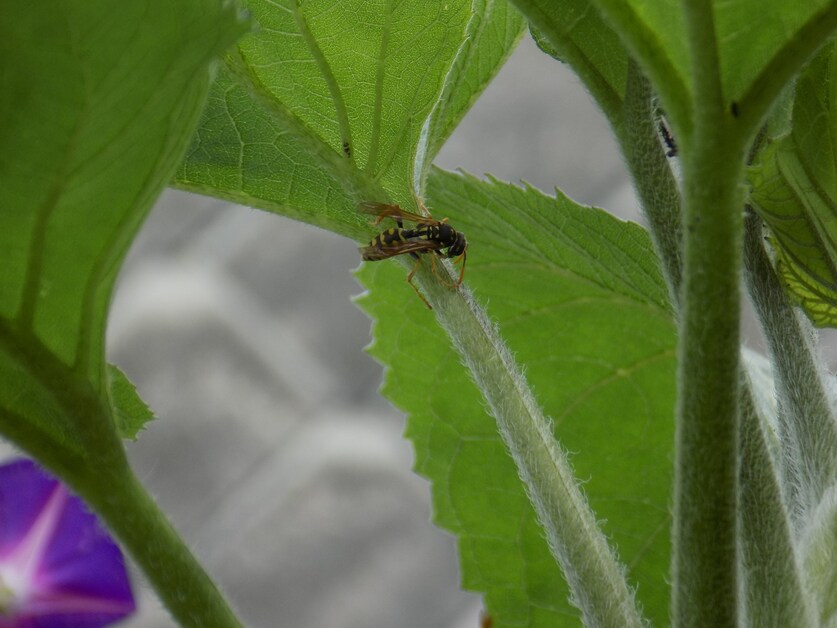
[358,201,467,309]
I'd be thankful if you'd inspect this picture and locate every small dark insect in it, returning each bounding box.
[342,140,352,158]
[358,201,467,309]
[658,120,678,157]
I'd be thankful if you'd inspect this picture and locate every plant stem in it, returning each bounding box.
[675,132,742,626]
[0,328,243,627]
[738,366,816,627]
[674,143,743,627]
[412,269,645,628]
[673,3,743,625]
[743,211,837,525]
[620,60,683,301]
[78,454,243,628]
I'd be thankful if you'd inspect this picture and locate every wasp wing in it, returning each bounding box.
[358,201,436,225]
[359,238,444,261]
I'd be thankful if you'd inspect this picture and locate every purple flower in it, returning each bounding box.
[0,459,135,628]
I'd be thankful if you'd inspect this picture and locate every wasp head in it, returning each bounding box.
[447,230,467,258]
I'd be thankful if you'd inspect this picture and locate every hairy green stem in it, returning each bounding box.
[619,60,683,301]
[0,327,242,628]
[78,456,243,628]
[743,212,837,526]
[673,2,743,625]
[587,0,693,136]
[410,264,645,628]
[738,367,815,627]
[674,143,742,626]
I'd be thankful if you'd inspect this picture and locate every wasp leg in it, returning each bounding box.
[418,199,430,217]
[429,252,462,289]
[453,251,466,285]
[406,256,433,309]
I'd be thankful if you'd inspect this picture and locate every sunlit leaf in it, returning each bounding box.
[177,0,518,216]
[749,42,837,327]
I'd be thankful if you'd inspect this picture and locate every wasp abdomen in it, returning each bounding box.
[361,228,409,260]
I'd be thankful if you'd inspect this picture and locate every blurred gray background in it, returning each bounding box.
[108,34,637,627]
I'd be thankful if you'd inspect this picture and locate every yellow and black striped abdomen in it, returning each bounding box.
[360,227,409,260]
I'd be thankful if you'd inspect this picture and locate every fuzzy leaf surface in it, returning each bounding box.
[357,170,676,627]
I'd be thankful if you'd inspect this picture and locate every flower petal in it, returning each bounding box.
[0,460,134,628]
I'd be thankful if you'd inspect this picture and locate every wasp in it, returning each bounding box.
[358,201,467,309]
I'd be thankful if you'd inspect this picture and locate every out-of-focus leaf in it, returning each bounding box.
[749,43,837,327]
[714,0,833,103]
[0,0,245,444]
[357,169,676,626]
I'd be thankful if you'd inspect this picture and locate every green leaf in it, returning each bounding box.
[520,0,629,122]
[0,0,248,383]
[749,42,837,327]
[176,0,519,220]
[108,364,155,441]
[520,0,837,137]
[714,0,833,102]
[239,0,472,203]
[0,2,249,625]
[417,0,525,187]
[176,65,374,239]
[357,170,676,626]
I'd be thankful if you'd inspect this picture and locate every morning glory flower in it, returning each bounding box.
[0,458,135,627]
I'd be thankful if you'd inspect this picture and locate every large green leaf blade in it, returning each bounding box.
[749,42,837,327]
[1,5,249,620]
[239,0,471,202]
[0,0,246,459]
[714,0,833,103]
[177,0,520,223]
[0,0,247,381]
[183,0,470,211]
[357,170,676,626]
[176,66,374,239]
